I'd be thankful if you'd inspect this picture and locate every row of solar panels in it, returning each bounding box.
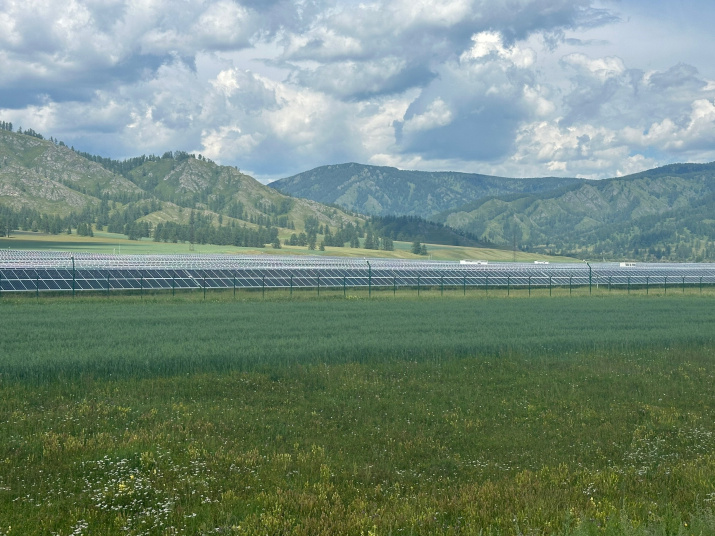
[2,267,715,293]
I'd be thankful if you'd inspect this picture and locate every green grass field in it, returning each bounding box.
[0,230,576,262]
[1,295,714,534]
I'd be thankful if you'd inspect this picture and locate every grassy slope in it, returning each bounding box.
[1,295,714,534]
[126,157,365,233]
[0,230,576,261]
[0,130,365,235]
[0,130,142,215]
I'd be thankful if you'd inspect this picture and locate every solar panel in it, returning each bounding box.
[1,250,715,294]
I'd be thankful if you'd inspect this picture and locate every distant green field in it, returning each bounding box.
[1,295,715,534]
[0,230,577,262]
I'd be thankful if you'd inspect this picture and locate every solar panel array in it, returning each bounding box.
[2,250,715,294]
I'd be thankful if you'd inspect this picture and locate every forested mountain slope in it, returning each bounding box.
[0,129,364,243]
[271,162,583,218]
[433,162,715,261]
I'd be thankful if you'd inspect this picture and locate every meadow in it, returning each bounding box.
[0,230,574,262]
[1,294,715,534]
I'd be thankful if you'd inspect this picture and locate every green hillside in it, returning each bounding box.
[433,162,715,261]
[271,162,583,217]
[0,128,494,253]
[0,129,366,245]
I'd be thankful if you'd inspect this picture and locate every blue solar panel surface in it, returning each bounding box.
[1,251,715,293]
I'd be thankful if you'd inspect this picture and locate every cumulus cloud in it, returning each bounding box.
[1,0,714,181]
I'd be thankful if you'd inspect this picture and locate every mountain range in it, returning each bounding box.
[2,125,714,261]
[0,128,477,250]
[271,163,582,217]
[0,128,363,236]
[272,162,715,261]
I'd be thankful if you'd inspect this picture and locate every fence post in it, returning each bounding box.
[569,275,572,295]
[172,274,175,296]
[627,276,630,294]
[441,275,444,296]
[36,270,39,299]
[0,270,2,297]
[608,276,612,292]
[203,273,206,300]
[646,276,649,295]
[233,273,236,298]
[507,275,510,297]
[107,271,110,297]
[664,276,667,295]
[700,276,703,294]
[486,275,488,297]
[141,272,144,299]
[71,256,75,298]
[549,275,552,297]
[317,274,320,296]
[528,275,531,297]
[682,276,685,294]
[262,274,265,299]
[393,276,396,297]
[343,275,346,297]
[417,275,420,297]
[463,275,466,296]
[290,274,293,297]
[367,260,371,298]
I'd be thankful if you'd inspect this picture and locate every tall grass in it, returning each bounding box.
[1,295,714,382]
[1,295,714,534]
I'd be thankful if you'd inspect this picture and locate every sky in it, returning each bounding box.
[1,0,714,183]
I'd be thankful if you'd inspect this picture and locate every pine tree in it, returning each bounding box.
[364,231,375,249]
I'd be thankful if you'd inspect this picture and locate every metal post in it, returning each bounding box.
[141,272,144,299]
[507,275,510,296]
[528,275,531,297]
[393,276,396,297]
[107,271,110,297]
[587,262,592,296]
[485,275,488,297]
[700,276,703,294]
[343,275,346,297]
[664,276,667,295]
[569,275,572,295]
[646,276,649,295]
[290,274,293,297]
[608,276,612,292]
[549,275,552,297]
[682,276,685,294]
[203,274,206,300]
[172,274,175,296]
[627,276,630,295]
[317,274,320,296]
[441,275,444,296]
[367,260,371,298]
[233,274,236,298]
[36,270,39,299]
[71,256,75,298]
[463,275,466,296]
[0,270,2,297]
[262,274,265,299]
[417,275,420,297]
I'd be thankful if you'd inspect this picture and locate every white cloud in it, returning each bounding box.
[402,98,452,135]
[1,0,714,182]
[561,52,625,80]
[461,31,536,68]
